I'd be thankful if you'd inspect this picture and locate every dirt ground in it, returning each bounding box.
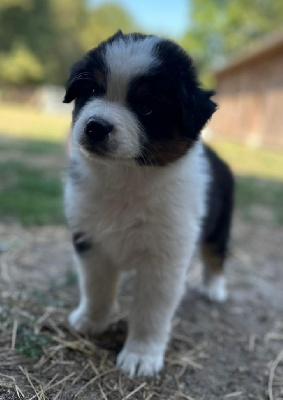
[0,215,283,400]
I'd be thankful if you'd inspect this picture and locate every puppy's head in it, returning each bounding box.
[64,31,217,166]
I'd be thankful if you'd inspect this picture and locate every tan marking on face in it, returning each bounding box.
[139,131,193,166]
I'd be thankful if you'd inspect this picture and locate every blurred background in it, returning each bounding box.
[0,3,283,397]
[0,0,282,226]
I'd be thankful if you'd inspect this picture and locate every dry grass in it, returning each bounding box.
[1,219,283,399]
[0,309,209,399]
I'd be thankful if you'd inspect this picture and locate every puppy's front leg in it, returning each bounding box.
[69,243,119,335]
[117,261,187,377]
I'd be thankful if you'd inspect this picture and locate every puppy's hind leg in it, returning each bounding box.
[200,241,228,302]
[200,195,233,302]
[69,233,119,335]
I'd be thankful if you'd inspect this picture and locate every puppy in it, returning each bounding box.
[63,31,234,377]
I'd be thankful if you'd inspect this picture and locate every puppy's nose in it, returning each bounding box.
[85,117,113,141]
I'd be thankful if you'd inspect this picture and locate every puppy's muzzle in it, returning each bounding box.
[85,117,113,143]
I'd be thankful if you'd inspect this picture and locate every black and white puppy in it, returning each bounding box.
[63,31,234,378]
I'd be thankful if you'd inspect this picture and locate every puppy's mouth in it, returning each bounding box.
[79,137,128,162]
[78,140,138,167]
[79,139,109,158]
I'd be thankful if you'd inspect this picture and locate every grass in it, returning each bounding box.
[20,139,64,155]
[0,136,65,225]
[16,324,53,358]
[209,139,283,181]
[0,179,63,225]
[235,176,283,225]
[0,161,64,225]
[0,102,70,141]
[208,138,283,225]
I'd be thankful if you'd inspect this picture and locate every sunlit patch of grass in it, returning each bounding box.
[208,139,283,181]
[207,139,283,225]
[0,102,70,142]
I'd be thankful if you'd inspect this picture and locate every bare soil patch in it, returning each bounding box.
[0,216,283,399]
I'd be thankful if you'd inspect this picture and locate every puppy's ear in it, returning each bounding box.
[180,85,217,140]
[114,29,124,37]
[63,69,93,103]
[107,29,124,44]
[63,58,94,104]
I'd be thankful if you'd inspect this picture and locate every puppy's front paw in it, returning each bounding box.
[68,306,109,335]
[117,346,164,378]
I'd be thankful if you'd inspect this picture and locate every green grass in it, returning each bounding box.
[0,106,68,225]
[16,324,53,358]
[0,162,64,225]
[209,139,283,181]
[0,135,64,155]
[208,139,283,225]
[0,102,70,141]
[235,176,283,225]
[0,137,65,225]
[20,139,64,155]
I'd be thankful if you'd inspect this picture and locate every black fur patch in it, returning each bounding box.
[126,39,217,166]
[72,232,92,254]
[63,41,108,122]
[201,145,234,264]
[127,72,192,166]
[154,40,217,140]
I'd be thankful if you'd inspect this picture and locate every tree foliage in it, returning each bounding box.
[1,0,282,86]
[0,44,44,85]
[80,3,135,50]
[182,0,283,85]
[0,0,136,86]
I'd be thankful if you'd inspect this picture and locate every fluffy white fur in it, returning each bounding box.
[73,99,143,159]
[105,36,161,103]
[66,142,210,377]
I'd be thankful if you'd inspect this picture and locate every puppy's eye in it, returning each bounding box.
[138,102,153,116]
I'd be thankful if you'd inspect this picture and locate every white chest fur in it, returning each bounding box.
[66,141,211,378]
[65,141,209,269]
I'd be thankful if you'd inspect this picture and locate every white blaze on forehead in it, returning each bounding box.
[105,36,161,102]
